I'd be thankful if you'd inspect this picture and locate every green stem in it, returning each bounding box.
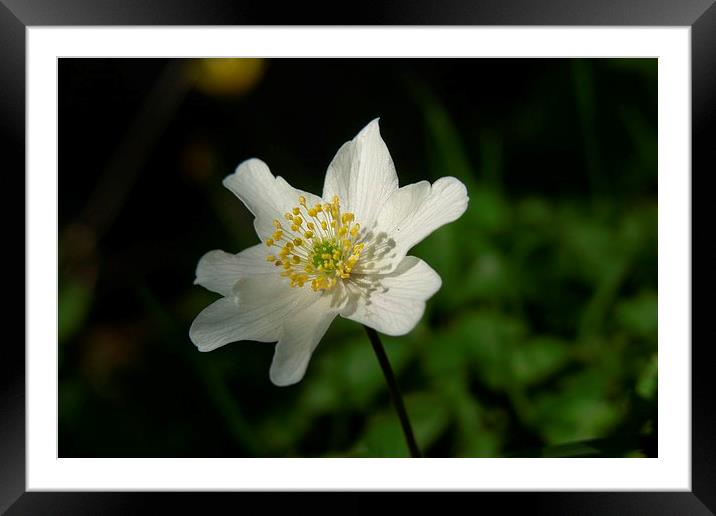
[363,325,422,458]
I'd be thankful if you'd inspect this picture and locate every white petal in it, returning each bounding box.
[269,295,338,386]
[189,274,315,352]
[194,244,273,296]
[341,256,442,336]
[322,119,399,230]
[356,176,468,274]
[223,158,322,241]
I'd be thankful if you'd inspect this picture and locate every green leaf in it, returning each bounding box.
[512,336,569,386]
[529,370,623,444]
[559,213,620,283]
[636,354,658,400]
[445,310,527,391]
[453,399,503,457]
[615,291,658,340]
[357,392,450,457]
[359,411,410,457]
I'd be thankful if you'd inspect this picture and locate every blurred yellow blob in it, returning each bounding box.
[192,58,267,97]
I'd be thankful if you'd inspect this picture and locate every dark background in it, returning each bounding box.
[58,58,657,458]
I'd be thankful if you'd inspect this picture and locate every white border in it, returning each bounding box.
[27,27,691,491]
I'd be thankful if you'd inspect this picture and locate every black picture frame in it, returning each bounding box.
[2,1,713,513]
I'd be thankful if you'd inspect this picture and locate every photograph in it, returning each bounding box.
[57,57,658,459]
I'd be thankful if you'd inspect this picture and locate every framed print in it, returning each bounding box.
[3,0,714,513]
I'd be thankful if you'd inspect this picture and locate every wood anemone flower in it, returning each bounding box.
[190,119,469,386]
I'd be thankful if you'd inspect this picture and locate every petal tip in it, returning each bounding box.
[234,156,268,173]
[434,176,469,218]
[357,117,382,140]
[268,367,303,387]
[222,157,270,189]
[188,321,205,350]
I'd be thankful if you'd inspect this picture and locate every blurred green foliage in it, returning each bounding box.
[59,58,657,458]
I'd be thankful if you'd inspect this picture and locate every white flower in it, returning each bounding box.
[190,119,469,386]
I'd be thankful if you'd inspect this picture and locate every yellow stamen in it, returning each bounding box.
[264,194,365,291]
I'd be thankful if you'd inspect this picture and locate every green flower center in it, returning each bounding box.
[311,240,342,269]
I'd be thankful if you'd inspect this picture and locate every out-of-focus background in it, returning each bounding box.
[59,58,657,458]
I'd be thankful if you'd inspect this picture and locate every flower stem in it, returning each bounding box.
[363,325,422,458]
